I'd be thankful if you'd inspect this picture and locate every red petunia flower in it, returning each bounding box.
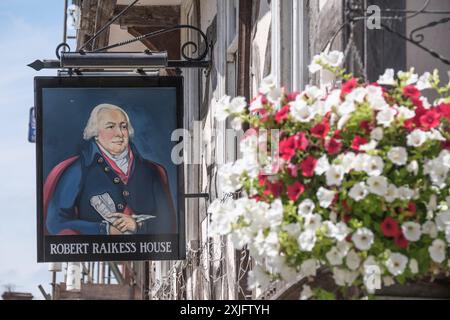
[341,78,358,97]
[437,103,450,120]
[300,156,318,177]
[420,109,441,130]
[275,105,290,123]
[324,138,342,155]
[287,92,300,102]
[408,202,417,214]
[332,130,342,139]
[311,121,330,139]
[287,181,305,202]
[294,132,309,151]
[264,180,284,198]
[280,132,309,161]
[351,135,368,151]
[279,137,296,161]
[287,163,299,177]
[394,231,409,249]
[359,121,373,135]
[443,140,450,150]
[403,85,421,99]
[380,217,400,238]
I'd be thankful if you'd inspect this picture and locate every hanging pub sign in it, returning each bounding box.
[35,76,185,262]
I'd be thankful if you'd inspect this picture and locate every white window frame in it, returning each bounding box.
[271,0,309,91]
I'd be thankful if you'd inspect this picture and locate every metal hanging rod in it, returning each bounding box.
[28,0,212,72]
[79,0,139,51]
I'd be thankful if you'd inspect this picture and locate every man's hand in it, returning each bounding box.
[108,213,137,234]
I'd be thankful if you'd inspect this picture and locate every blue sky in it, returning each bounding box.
[0,0,74,299]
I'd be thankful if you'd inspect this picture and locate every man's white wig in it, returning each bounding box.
[83,103,135,140]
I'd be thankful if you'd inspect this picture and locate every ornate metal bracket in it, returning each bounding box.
[28,0,211,71]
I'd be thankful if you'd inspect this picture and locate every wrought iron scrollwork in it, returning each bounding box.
[325,0,450,67]
[93,24,210,62]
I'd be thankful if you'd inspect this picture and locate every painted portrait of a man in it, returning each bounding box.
[44,103,176,236]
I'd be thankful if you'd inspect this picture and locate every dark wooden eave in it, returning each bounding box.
[113,5,180,28]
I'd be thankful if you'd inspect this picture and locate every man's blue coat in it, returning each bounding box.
[46,140,177,235]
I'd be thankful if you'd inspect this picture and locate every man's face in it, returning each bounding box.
[97,109,130,156]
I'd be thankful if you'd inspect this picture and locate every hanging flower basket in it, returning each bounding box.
[209,51,450,299]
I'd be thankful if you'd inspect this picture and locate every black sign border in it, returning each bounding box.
[35,76,185,262]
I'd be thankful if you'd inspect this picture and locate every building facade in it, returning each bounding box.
[54,0,450,300]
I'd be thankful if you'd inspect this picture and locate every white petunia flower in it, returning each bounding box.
[352,228,374,251]
[417,72,432,90]
[325,165,345,186]
[332,267,347,286]
[267,87,283,110]
[387,147,408,166]
[309,54,323,74]
[406,160,419,176]
[396,105,416,120]
[402,222,421,242]
[377,69,396,86]
[359,140,378,152]
[326,247,344,266]
[298,230,317,252]
[315,155,330,176]
[364,155,384,176]
[300,259,318,277]
[267,199,284,228]
[370,127,384,141]
[429,239,446,263]
[228,96,247,113]
[334,223,350,242]
[340,152,357,173]
[316,187,336,208]
[398,70,418,85]
[377,108,397,128]
[384,184,398,203]
[322,51,345,67]
[386,253,408,276]
[349,182,369,201]
[407,129,428,147]
[259,75,276,95]
[303,85,325,100]
[346,87,367,103]
[300,285,313,300]
[367,85,390,111]
[367,176,388,197]
[398,186,414,201]
[337,100,355,116]
[337,114,351,130]
[290,97,315,122]
[298,199,315,217]
[303,214,323,232]
[435,210,450,231]
[445,226,450,245]
[346,250,361,271]
[422,220,438,239]
[322,221,337,238]
[409,258,419,274]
